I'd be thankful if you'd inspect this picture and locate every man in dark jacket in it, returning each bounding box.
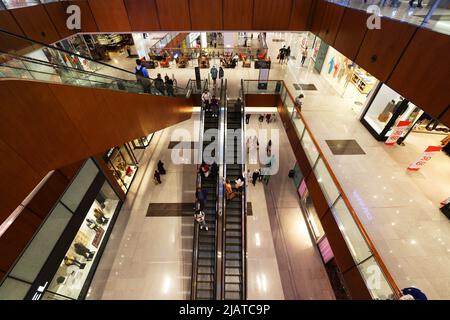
[154,73,165,95]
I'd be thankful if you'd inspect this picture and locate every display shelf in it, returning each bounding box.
[351,69,375,94]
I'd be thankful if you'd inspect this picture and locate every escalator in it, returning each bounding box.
[191,80,223,300]
[222,95,247,300]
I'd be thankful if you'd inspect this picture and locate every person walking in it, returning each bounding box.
[196,187,208,211]
[252,169,260,186]
[126,45,131,57]
[157,160,166,174]
[210,95,219,118]
[154,73,165,95]
[210,65,218,86]
[194,210,208,231]
[134,59,151,93]
[278,46,286,64]
[409,0,423,8]
[246,114,251,124]
[154,170,162,184]
[286,46,291,62]
[164,75,175,96]
[219,66,224,79]
[301,47,308,66]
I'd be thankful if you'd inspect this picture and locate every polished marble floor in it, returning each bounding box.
[97,31,450,299]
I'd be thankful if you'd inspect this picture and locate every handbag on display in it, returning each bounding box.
[378,112,390,123]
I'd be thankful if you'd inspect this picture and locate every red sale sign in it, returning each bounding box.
[408,146,442,171]
[385,121,411,146]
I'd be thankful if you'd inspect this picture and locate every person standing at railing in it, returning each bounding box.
[134,59,151,93]
[154,73,166,95]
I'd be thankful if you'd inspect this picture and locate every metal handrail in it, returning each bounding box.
[190,98,205,300]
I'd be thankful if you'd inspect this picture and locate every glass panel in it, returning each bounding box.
[60,159,99,212]
[44,182,120,300]
[291,108,305,138]
[331,197,372,264]
[357,257,396,300]
[300,130,319,166]
[363,84,405,135]
[313,158,340,206]
[2,0,40,9]
[0,278,31,300]
[9,203,73,283]
[285,94,295,119]
[303,191,325,241]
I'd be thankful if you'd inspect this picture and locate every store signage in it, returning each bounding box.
[297,179,307,198]
[255,60,271,69]
[385,121,411,146]
[31,282,48,300]
[407,146,442,171]
[318,237,334,264]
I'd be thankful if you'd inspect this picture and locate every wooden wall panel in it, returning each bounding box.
[58,160,84,181]
[0,139,41,224]
[305,172,329,219]
[66,0,99,33]
[355,18,416,82]
[223,0,253,30]
[439,107,450,127]
[93,154,126,201]
[0,10,28,53]
[319,2,344,46]
[334,8,368,61]
[343,266,372,300]
[245,94,279,107]
[320,210,356,274]
[253,0,293,30]
[289,0,313,31]
[88,0,131,32]
[387,28,450,120]
[0,81,91,175]
[25,170,70,220]
[10,5,60,44]
[44,2,75,39]
[0,207,42,272]
[310,0,327,36]
[124,0,160,31]
[156,0,191,31]
[49,85,123,153]
[190,0,223,30]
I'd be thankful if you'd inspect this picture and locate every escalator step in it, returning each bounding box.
[199,251,214,258]
[225,275,241,283]
[225,237,241,244]
[198,258,213,266]
[197,282,214,291]
[226,231,241,237]
[225,283,241,292]
[225,245,241,252]
[225,268,241,275]
[196,290,214,299]
[198,266,214,274]
[224,291,242,300]
[225,252,241,260]
[226,223,241,230]
[225,260,241,268]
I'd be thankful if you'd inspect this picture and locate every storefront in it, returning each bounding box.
[103,144,138,194]
[131,133,155,149]
[319,44,377,115]
[0,158,123,300]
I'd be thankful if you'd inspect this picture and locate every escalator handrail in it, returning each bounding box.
[190,99,205,300]
[220,80,228,300]
[240,79,248,300]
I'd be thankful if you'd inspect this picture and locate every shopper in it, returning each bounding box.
[301,47,308,66]
[196,187,208,211]
[219,66,224,79]
[235,98,242,111]
[164,75,175,97]
[246,114,251,124]
[154,73,165,95]
[266,140,272,157]
[202,89,212,111]
[200,162,210,179]
[211,95,219,118]
[194,210,208,231]
[265,114,272,123]
[154,170,162,184]
[157,160,166,175]
[210,161,218,177]
[134,59,151,93]
[126,45,131,57]
[278,45,286,64]
[286,46,291,61]
[210,65,218,86]
[295,93,304,112]
[224,179,240,201]
[235,175,245,192]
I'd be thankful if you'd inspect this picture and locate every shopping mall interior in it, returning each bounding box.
[0,0,449,302]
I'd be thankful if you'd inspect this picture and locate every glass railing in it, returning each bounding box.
[0,30,190,97]
[243,79,401,300]
[327,0,450,36]
[150,33,179,50]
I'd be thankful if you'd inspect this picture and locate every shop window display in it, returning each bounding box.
[43,182,120,300]
[105,144,138,193]
[320,46,376,115]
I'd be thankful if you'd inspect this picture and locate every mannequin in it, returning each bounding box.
[64,256,86,269]
[74,243,95,260]
[94,208,109,225]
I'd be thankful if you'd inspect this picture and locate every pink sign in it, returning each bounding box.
[408,146,442,171]
[298,179,307,198]
[318,237,334,264]
[385,121,411,146]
